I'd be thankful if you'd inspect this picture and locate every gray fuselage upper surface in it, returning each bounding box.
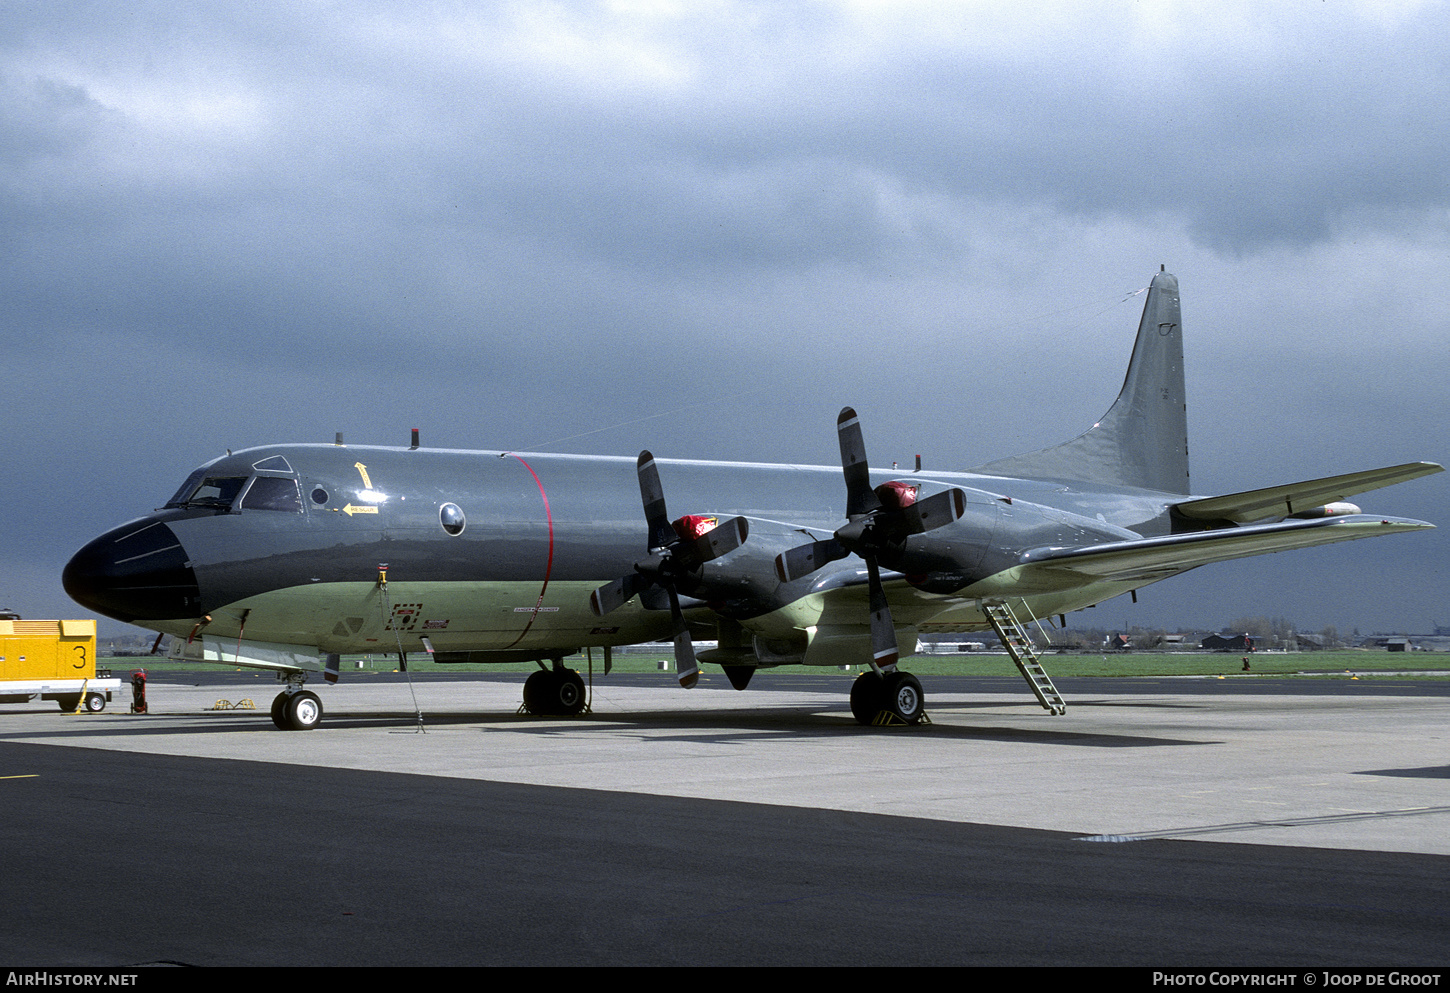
[176,444,1167,606]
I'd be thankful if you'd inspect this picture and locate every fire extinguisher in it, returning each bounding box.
[130,670,147,714]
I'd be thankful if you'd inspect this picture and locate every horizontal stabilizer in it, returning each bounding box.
[1016,514,1434,586]
[1174,462,1444,523]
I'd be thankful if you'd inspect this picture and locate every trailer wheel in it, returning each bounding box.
[55,695,80,712]
[83,693,106,713]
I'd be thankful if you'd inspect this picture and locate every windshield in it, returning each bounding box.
[163,470,304,513]
[163,469,208,509]
[176,476,249,510]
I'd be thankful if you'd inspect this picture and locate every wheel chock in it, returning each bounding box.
[869,709,931,727]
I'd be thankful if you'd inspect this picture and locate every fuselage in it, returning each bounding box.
[63,442,1178,663]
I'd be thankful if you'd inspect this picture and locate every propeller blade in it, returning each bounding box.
[901,487,967,534]
[690,515,748,563]
[639,585,671,611]
[774,538,848,583]
[673,629,699,688]
[837,407,882,520]
[664,584,699,688]
[637,451,675,551]
[865,556,899,670]
[590,572,652,615]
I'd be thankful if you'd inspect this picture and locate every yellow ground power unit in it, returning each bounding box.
[0,619,121,712]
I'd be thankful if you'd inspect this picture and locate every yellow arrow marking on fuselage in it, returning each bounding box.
[354,462,373,489]
[343,505,378,516]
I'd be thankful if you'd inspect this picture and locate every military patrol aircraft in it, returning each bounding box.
[63,269,1441,730]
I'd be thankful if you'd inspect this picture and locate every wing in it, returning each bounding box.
[1173,463,1442,523]
[1014,514,1433,587]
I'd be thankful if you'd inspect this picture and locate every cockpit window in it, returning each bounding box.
[163,469,208,509]
[252,455,293,473]
[243,476,303,513]
[178,476,249,510]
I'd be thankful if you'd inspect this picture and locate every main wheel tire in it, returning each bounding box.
[850,672,885,725]
[523,670,553,715]
[553,669,586,716]
[270,692,290,729]
[83,693,106,713]
[284,691,323,731]
[883,671,924,724]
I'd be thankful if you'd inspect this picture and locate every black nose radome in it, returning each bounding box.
[64,520,201,622]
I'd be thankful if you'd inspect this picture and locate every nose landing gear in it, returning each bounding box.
[271,683,323,730]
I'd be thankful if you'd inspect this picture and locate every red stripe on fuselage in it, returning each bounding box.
[503,454,555,649]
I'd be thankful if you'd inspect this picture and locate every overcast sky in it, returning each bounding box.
[5,1,1448,639]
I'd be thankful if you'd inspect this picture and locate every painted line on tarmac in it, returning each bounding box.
[1077,804,1450,842]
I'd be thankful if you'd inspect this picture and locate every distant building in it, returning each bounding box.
[1201,633,1254,652]
[1362,636,1418,652]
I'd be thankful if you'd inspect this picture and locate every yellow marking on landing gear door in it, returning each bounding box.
[354,462,373,489]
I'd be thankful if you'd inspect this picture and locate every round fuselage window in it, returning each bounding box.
[439,503,466,535]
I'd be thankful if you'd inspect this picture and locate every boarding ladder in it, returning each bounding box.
[983,600,1067,715]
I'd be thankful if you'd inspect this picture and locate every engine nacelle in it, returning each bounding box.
[898,489,1142,594]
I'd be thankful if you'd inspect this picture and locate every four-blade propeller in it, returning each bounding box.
[589,451,748,688]
[774,407,966,671]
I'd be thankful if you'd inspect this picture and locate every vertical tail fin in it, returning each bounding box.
[970,269,1190,494]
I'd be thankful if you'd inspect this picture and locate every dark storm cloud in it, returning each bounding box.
[8,2,1445,351]
[3,1,1447,633]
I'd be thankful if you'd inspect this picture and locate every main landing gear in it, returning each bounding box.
[850,669,924,726]
[522,661,587,717]
[271,682,323,731]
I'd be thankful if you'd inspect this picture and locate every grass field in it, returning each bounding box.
[99,649,1450,680]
